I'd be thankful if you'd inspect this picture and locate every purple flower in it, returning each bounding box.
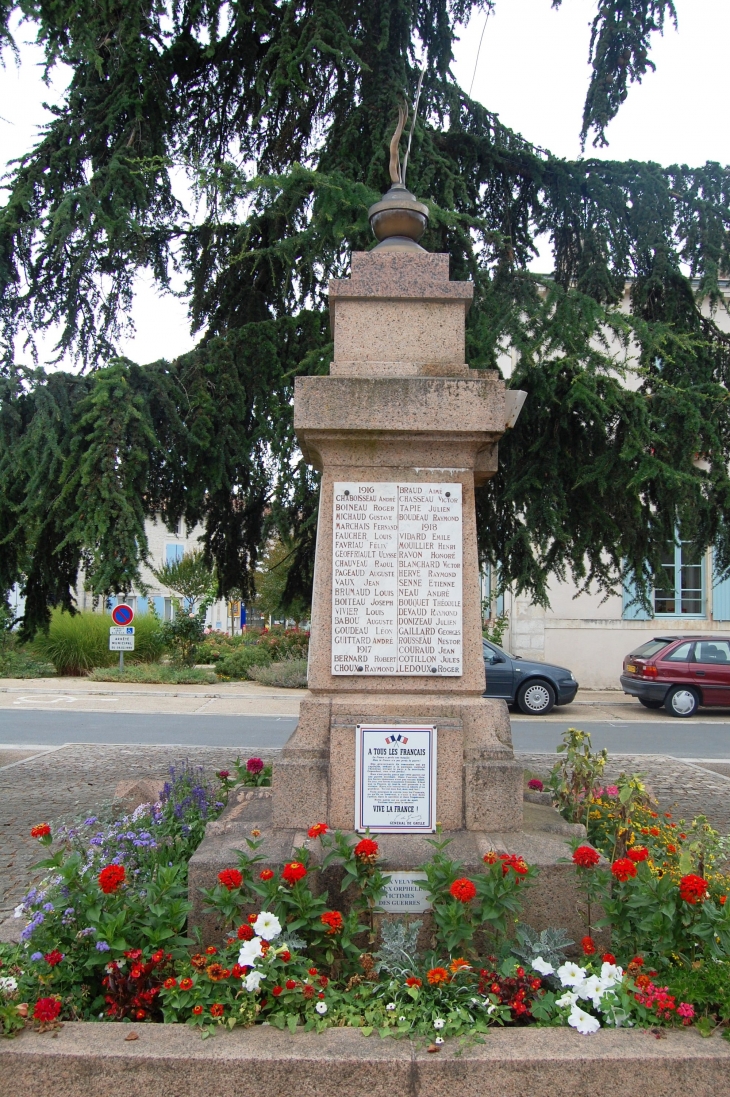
[84,817,98,825]
[79,927,96,938]
[30,952,43,962]
[96,941,110,952]
[43,902,54,912]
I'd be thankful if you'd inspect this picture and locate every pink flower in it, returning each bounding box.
[605,785,619,797]
[527,778,544,792]
[677,1002,695,1024]
[247,758,264,774]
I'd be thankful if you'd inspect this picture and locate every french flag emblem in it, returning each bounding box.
[385,733,408,745]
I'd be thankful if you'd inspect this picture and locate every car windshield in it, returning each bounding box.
[629,640,672,659]
[483,640,514,659]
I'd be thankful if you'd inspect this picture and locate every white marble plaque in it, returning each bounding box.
[355,725,437,833]
[331,482,462,676]
[380,872,432,914]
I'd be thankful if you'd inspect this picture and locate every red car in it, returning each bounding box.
[620,635,730,717]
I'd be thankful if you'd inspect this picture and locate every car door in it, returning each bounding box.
[656,640,695,693]
[692,639,730,706]
[483,641,515,700]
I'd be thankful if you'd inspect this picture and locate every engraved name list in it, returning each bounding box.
[331,482,462,675]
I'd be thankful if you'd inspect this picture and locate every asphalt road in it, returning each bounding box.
[0,709,729,758]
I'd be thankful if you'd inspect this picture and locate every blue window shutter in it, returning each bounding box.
[622,572,651,620]
[152,596,165,618]
[165,543,184,564]
[712,557,730,621]
[137,597,148,614]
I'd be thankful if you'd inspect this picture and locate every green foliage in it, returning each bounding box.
[511,923,573,971]
[214,628,309,680]
[88,665,217,685]
[248,659,308,689]
[255,538,311,625]
[1,1,730,632]
[483,613,509,647]
[162,605,208,667]
[548,728,608,828]
[214,643,272,681]
[665,961,730,1024]
[31,609,165,675]
[151,550,216,612]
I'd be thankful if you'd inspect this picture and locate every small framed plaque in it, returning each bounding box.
[380,872,432,913]
[355,724,437,833]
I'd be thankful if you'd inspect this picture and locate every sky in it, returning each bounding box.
[1,0,728,369]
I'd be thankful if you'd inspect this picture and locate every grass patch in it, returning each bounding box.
[32,610,167,675]
[248,658,308,688]
[88,664,217,685]
[0,647,56,677]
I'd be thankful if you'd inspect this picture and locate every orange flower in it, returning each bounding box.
[163,978,177,989]
[191,954,207,969]
[206,946,218,955]
[719,896,727,905]
[308,823,329,838]
[210,1004,225,1017]
[259,869,274,881]
[206,963,227,982]
[405,976,422,987]
[192,1005,203,1015]
[427,967,450,986]
[449,958,470,972]
[450,877,476,902]
[30,824,51,839]
[179,977,194,990]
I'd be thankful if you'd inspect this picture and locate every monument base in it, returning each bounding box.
[188,785,590,950]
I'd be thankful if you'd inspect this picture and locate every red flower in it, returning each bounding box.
[259,868,274,881]
[308,823,328,838]
[218,868,243,891]
[206,946,218,955]
[602,953,616,964]
[248,913,258,924]
[238,924,254,941]
[302,984,315,999]
[210,1004,225,1017]
[192,1005,203,1015]
[679,874,708,905]
[720,896,727,906]
[279,950,291,962]
[30,824,51,839]
[179,978,193,991]
[650,827,660,837]
[98,864,125,894]
[320,910,344,934]
[44,950,63,967]
[572,845,600,868]
[247,757,264,774]
[627,846,649,863]
[318,976,329,988]
[163,978,177,989]
[500,853,528,877]
[285,979,297,990]
[272,986,283,997]
[354,838,379,861]
[308,968,318,976]
[405,976,422,988]
[611,858,637,883]
[527,778,544,792]
[231,965,244,978]
[282,861,307,885]
[33,997,61,1023]
[581,936,596,956]
[667,844,677,854]
[217,770,231,780]
[318,991,325,999]
[427,967,449,986]
[450,877,477,902]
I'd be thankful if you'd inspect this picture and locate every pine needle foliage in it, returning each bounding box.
[0,1,729,633]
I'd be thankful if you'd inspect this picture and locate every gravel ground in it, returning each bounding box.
[0,743,279,924]
[519,752,730,835]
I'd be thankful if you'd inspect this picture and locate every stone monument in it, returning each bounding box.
[190,155,586,940]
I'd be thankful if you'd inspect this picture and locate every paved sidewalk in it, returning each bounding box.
[5,679,730,722]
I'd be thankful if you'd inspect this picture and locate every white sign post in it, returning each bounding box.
[109,626,135,671]
[355,724,437,833]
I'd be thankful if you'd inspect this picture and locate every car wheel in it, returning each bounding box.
[638,698,663,710]
[516,679,556,715]
[664,686,699,718]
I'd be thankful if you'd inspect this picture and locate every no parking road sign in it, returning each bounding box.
[111,603,135,626]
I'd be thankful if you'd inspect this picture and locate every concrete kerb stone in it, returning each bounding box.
[2,1022,729,1097]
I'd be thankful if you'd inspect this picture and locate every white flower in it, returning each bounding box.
[568,1006,601,1035]
[555,991,579,1009]
[556,961,587,989]
[434,1036,445,1045]
[243,970,266,993]
[399,1016,407,1022]
[531,956,555,976]
[253,912,282,941]
[578,974,606,1008]
[238,937,264,967]
[486,1003,497,1015]
[470,997,481,1005]
[315,1001,328,1015]
[13,905,24,919]
[433,1018,445,1030]
[0,977,17,993]
[600,962,623,986]
[386,1002,396,1011]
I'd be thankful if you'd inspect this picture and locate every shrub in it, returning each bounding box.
[89,665,217,685]
[215,644,272,680]
[32,610,166,675]
[248,659,308,688]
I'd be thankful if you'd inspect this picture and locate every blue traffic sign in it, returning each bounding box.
[111,603,134,626]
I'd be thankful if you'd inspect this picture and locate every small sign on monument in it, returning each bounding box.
[355,724,436,833]
[109,626,135,652]
[379,871,432,914]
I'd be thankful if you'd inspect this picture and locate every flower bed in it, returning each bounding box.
[2,737,730,1045]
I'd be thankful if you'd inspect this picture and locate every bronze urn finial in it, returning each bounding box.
[368,91,429,250]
